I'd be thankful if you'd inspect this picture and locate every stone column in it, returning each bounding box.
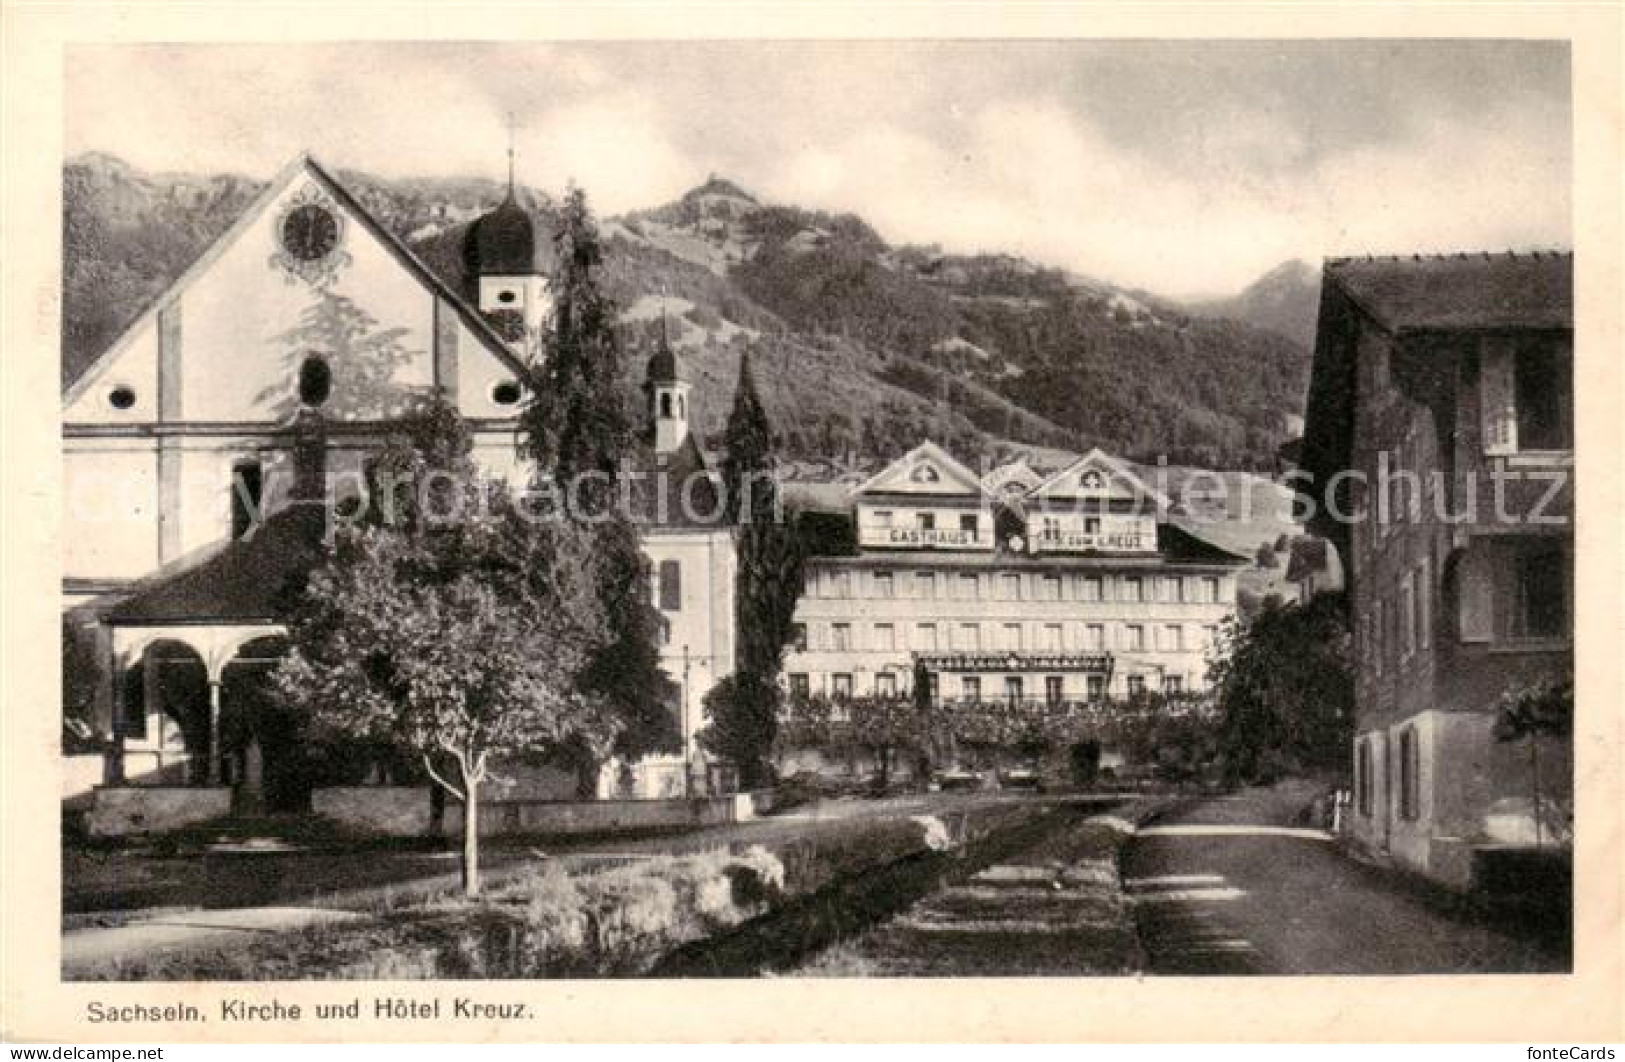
[207,679,223,785]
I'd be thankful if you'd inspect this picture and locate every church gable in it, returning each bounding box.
[63,154,526,427]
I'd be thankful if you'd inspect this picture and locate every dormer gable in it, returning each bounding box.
[1023,449,1169,554]
[853,441,993,551]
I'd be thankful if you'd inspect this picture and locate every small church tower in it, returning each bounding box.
[646,320,692,456]
[464,136,552,347]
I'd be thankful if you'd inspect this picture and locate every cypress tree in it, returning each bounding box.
[701,350,806,787]
[519,187,677,779]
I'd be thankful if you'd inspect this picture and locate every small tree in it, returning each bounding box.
[276,398,616,898]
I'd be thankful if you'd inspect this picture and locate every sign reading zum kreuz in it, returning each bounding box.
[1033,530,1149,551]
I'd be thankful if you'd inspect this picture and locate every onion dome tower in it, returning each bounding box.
[646,315,691,456]
[463,134,553,347]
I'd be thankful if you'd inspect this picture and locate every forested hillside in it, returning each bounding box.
[61,154,1312,472]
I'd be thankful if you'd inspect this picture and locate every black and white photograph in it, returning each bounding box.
[3,8,1621,1046]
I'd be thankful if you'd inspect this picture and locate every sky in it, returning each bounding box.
[66,40,1572,299]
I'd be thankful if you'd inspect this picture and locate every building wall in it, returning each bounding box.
[1342,314,1573,885]
[787,558,1235,700]
[646,528,737,746]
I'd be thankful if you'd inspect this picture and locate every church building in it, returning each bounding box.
[61,153,735,828]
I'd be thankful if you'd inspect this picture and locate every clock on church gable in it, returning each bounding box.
[269,185,351,287]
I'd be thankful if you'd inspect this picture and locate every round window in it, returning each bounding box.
[298,356,333,406]
[497,290,517,305]
[108,385,137,410]
[491,380,523,406]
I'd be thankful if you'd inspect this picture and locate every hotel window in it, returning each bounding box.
[1126,674,1146,698]
[917,512,936,532]
[1005,677,1024,705]
[788,673,810,700]
[1400,576,1416,658]
[1418,558,1433,650]
[831,623,852,652]
[1203,624,1220,652]
[961,676,982,702]
[957,623,981,651]
[230,458,264,540]
[1124,625,1146,652]
[874,571,894,598]
[1356,740,1373,817]
[1039,575,1062,601]
[1201,576,1221,603]
[1001,574,1022,600]
[1041,623,1063,652]
[1122,576,1143,603]
[873,623,896,652]
[1162,675,1184,696]
[876,672,898,698]
[833,571,852,598]
[1041,517,1061,541]
[831,673,853,701]
[1161,624,1183,652]
[959,513,978,535]
[1398,728,1420,821]
[958,574,980,600]
[1507,539,1568,640]
[790,622,808,652]
[1045,676,1064,705]
[1002,623,1023,651]
[1087,675,1106,702]
[1084,516,1102,535]
[658,559,682,611]
[1084,624,1106,652]
[915,623,938,652]
[915,571,937,599]
[1158,577,1182,603]
[1080,575,1103,602]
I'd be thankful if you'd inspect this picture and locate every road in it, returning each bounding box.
[1122,785,1568,974]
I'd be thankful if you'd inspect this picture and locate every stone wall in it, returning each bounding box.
[311,786,434,838]
[87,785,231,837]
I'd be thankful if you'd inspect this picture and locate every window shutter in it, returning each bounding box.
[1457,547,1494,642]
[1481,338,1518,455]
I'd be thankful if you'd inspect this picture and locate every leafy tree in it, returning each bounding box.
[699,351,806,787]
[275,398,616,898]
[518,187,679,777]
[1207,594,1353,784]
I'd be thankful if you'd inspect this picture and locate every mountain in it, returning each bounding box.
[1190,259,1322,349]
[60,153,1313,473]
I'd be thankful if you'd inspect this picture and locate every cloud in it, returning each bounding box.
[66,41,1571,298]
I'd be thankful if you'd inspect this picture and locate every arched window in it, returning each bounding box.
[298,355,332,407]
[658,559,682,611]
[231,459,263,540]
[660,393,673,418]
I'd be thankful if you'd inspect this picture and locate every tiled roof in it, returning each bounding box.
[626,433,727,531]
[105,506,325,625]
[1325,251,1571,333]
